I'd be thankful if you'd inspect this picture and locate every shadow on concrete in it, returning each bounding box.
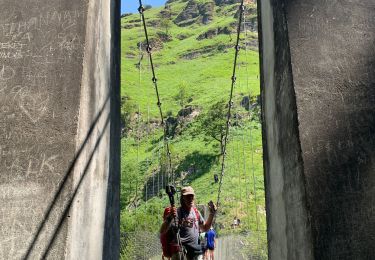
[23,94,111,259]
[306,80,375,259]
[284,1,375,257]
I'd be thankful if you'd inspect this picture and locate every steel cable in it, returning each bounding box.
[138,0,174,188]
[216,0,245,209]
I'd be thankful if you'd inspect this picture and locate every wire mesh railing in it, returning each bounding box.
[120,231,162,260]
[119,230,267,260]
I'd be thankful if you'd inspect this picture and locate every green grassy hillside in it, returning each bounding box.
[121,0,265,257]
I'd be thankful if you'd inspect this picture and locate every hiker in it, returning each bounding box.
[205,227,216,260]
[231,216,240,229]
[161,206,179,259]
[213,174,219,183]
[199,230,207,260]
[160,186,217,260]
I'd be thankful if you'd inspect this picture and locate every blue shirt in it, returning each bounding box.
[205,229,216,249]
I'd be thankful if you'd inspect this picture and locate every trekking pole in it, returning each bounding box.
[166,185,186,259]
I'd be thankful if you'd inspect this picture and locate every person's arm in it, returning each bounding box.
[160,218,172,234]
[202,213,214,232]
[160,207,177,234]
[201,201,217,232]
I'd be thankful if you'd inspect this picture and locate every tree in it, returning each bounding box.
[160,18,172,35]
[159,5,172,35]
[174,81,189,109]
[200,100,227,155]
[120,95,136,137]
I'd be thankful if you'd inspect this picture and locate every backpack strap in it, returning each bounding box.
[193,207,201,223]
[193,207,198,219]
[177,207,201,223]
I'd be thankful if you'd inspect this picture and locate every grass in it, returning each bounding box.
[120,1,265,257]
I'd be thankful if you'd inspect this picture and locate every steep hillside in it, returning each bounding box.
[120,0,265,257]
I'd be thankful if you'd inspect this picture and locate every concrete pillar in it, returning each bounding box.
[258,0,314,259]
[259,0,375,259]
[0,0,120,259]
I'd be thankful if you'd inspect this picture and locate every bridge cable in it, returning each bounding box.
[243,5,260,230]
[216,0,245,209]
[241,8,252,231]
[236,60,242,220]
[138,0,174,188]
[133,104,141,232]
[234,57,246,224]
[243,6,261,246]
[134,12,143,224]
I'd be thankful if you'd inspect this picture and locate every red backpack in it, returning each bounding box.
[160,207,200,258]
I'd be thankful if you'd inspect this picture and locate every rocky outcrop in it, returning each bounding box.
[156,32,173,42]
[122,19,160,30]
[166,0,187,4]
[180,44,231,59]
[136,27,176,51]
[214,0,241,6]
[199,2,215,24]
[166,116,178,138]
[234,4,257,19]
[164,106,201,138]
[196,26,232,40]
[176,33,190,40]
[240,95,260,111]
[159,8,171,19]
[122,23,140,29]
[174,1,200,25]
[215,0,255,6]
[137,37,164,51]
[178,106,194,117]
[174,0,215,26]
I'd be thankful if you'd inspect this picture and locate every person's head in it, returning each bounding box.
[180,186,195,210]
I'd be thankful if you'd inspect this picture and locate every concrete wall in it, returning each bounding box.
[0,0,120,259]
[258,0,313,259]
[259,0,375,259]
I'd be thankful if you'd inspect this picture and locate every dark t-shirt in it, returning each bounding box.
[169,206,204,256]
[177,207,204,245]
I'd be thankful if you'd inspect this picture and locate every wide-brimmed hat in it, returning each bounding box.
[181,186,195,196]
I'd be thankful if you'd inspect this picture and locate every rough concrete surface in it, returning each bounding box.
[286,0,375,259]
[0,0,120,259]
[258,0,313,259]
[260,0,375,259]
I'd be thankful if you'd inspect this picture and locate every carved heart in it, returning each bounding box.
[0,65,15,81]
[18,87,49,124]
[0,81,7,92]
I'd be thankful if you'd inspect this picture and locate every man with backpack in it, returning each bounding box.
[199,230,207,260]
[160,186,217,260]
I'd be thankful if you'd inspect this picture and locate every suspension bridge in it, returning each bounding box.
[1,0,374,259]
[119,0,267,258]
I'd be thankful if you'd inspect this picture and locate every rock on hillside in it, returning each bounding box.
[215,0,255,6]
[166,0,186,3]
[196,24,234,40]
[174,0,215,26]
[214,0,241,5]
[137,37,164,51]
[136,31,173,52]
